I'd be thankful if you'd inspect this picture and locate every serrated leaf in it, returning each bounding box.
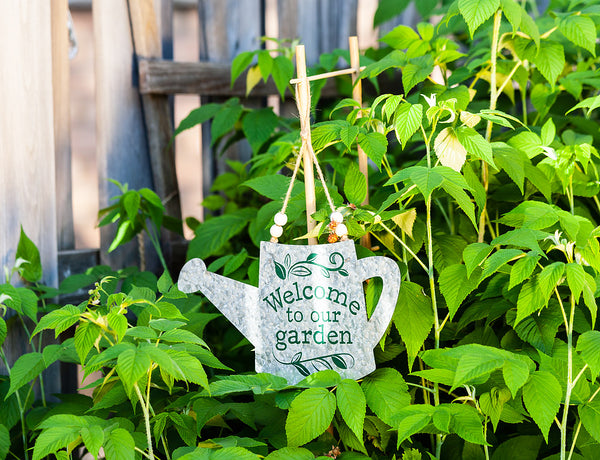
[16,227,42,283]
[481,249,523,279]
[410,167,444,199]
[0,424,8,460]
[32,426,80,460]
[442,403,487,445]
[231,51,255,85]
[74,321,102,364]
[565,263,585,302]
[81,425,104,460]
[502,358,530,398]
[286,388,336,446]
[456,126,495,168]
[491,435,542,460]
[577,331,600,380]
[559,15,596,56]
[509,252,540,290]
[491,228,546,254]
[242,108,279,153]
[272,55,294,99]
[264,447,315,460]
[463,243,493,278]
[537,262,565,299]
[339,124,359,150]
[459,0,500,37]
[211,100,243,142]
[7,352,45,398]
[0,319,6,348]
[439,264,482,320]
[358,132,387,169]
[103,428,135,460]
[493,143,525,193]
[452,346,504,389]
[515,277,545,325]
[175,103,221,136]
[391,208,417,239]
[245,64,262,96]
[381,24,420,48]
[344,162,367,205]
[512,307,562,355]
[116,348,151,396]
[393,405,435,446]
[362,368,410,426]
[336,379,366,441]
[579,400,600,444]
[402,55,434,93]
[394,103,423,147]
[434,127,467,172]
[393,282,434,370]
[500,0,521,32]
[532,40,565,85]
[540,118,555,146]
[523,371,562,442]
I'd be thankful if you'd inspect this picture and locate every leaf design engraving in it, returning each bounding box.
[307,253,318,262]
[274,352,355,377]
[331,355,348,369]
[291,266,312,277]
[284,254,291,269]
[274,261,287,280]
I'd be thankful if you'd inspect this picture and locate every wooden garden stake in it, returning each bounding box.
[294,45,318,245]
[349,36,371,249]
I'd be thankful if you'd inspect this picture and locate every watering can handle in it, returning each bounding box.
[356,257,401,348]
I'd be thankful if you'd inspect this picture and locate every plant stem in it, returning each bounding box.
[560,295,576,460]
[134,383,155,460]
[0,349,29,460]
[478,9,503,243]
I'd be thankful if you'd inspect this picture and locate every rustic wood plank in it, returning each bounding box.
[129,0,183,269]
[197,0,263,200]
[0,0,61,396]
[52,0,75,251]
[93,0,160,272]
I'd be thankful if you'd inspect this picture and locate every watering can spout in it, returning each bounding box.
[178,258,260,348]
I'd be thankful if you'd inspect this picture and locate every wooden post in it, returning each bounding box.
[294,45,318,245]
[93,0,159,272]
[52,0,75,252]
[350,36,371,248]
[128,0,183,267]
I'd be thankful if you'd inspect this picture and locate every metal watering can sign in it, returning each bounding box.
[178,240,400,384]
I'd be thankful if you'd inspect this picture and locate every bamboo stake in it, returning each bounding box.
[290,66,365,84]
[295,45,318,245]
[350,36,371,249]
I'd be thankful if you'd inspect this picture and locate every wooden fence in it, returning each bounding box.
[0,0,410,388]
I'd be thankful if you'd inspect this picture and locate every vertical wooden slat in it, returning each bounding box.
[0,0,61,395]
[93,0,159,271]
[0,1,58,287]
[128,0,182,267]
[52,0,75,252]
[197,0,262,200]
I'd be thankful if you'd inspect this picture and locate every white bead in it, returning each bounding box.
[330,211,344,223]
[270,225,283,238]
[274,212,288,226]
[335,223,348,237]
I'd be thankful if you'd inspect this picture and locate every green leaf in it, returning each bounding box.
[411,167,444,199]
[519,7,540,47]
[174,103,220,136]
[566,95,600,117]
[459,0,500,37]
[500,0,521,32]
[362,368,410,426]
[538,262,565,299]
[577,331,600,380]
[452,346,504,389]
[211,99,243,142]
[81,425,104,460]
[579,400,600,444]
[402,55,434,93]
[491,228,546,254]
[482,249,523,279]
[344,162,367,205]
[74,321,102,364]
[441,404,487,445]
[499,201,558,229]
[0,319,6,348]
[358,132,387,169]
[122,191,140,221]
[211,447,260,460]
[258,51,273,81]
[336,379,366,441]
[439,264,482,320]
[243,174,303,201]
[167,350,209,390]
[540,118,555,146]
[339,124,359,150]
[116,348,151,396]
[463,243,493,278]
[532,40,565,85]
[509,252,540,290]
[393,405,435,446]
[380,24,416,47]
[565,263,585,302]
[515,277,545,325]
[104,428,135,460]
[286,387,336,446]
[271,56,294,99]
[16,226,42,282]
[0,424,8,460]
[559,15,596,56]
[494,143,525,193]
[511,307,562,355]
[188,208,256,259]
[491,435,542,460]
[523,371,562,442]
[231,51,255,85]
[394,103,423,147]
[502,358,530,398]
[242,108,279,153]
[456,126,495,168]
[7,352,45,398]
[393,282,434,370]
[265,447,316,460]
[32,426,80,460]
